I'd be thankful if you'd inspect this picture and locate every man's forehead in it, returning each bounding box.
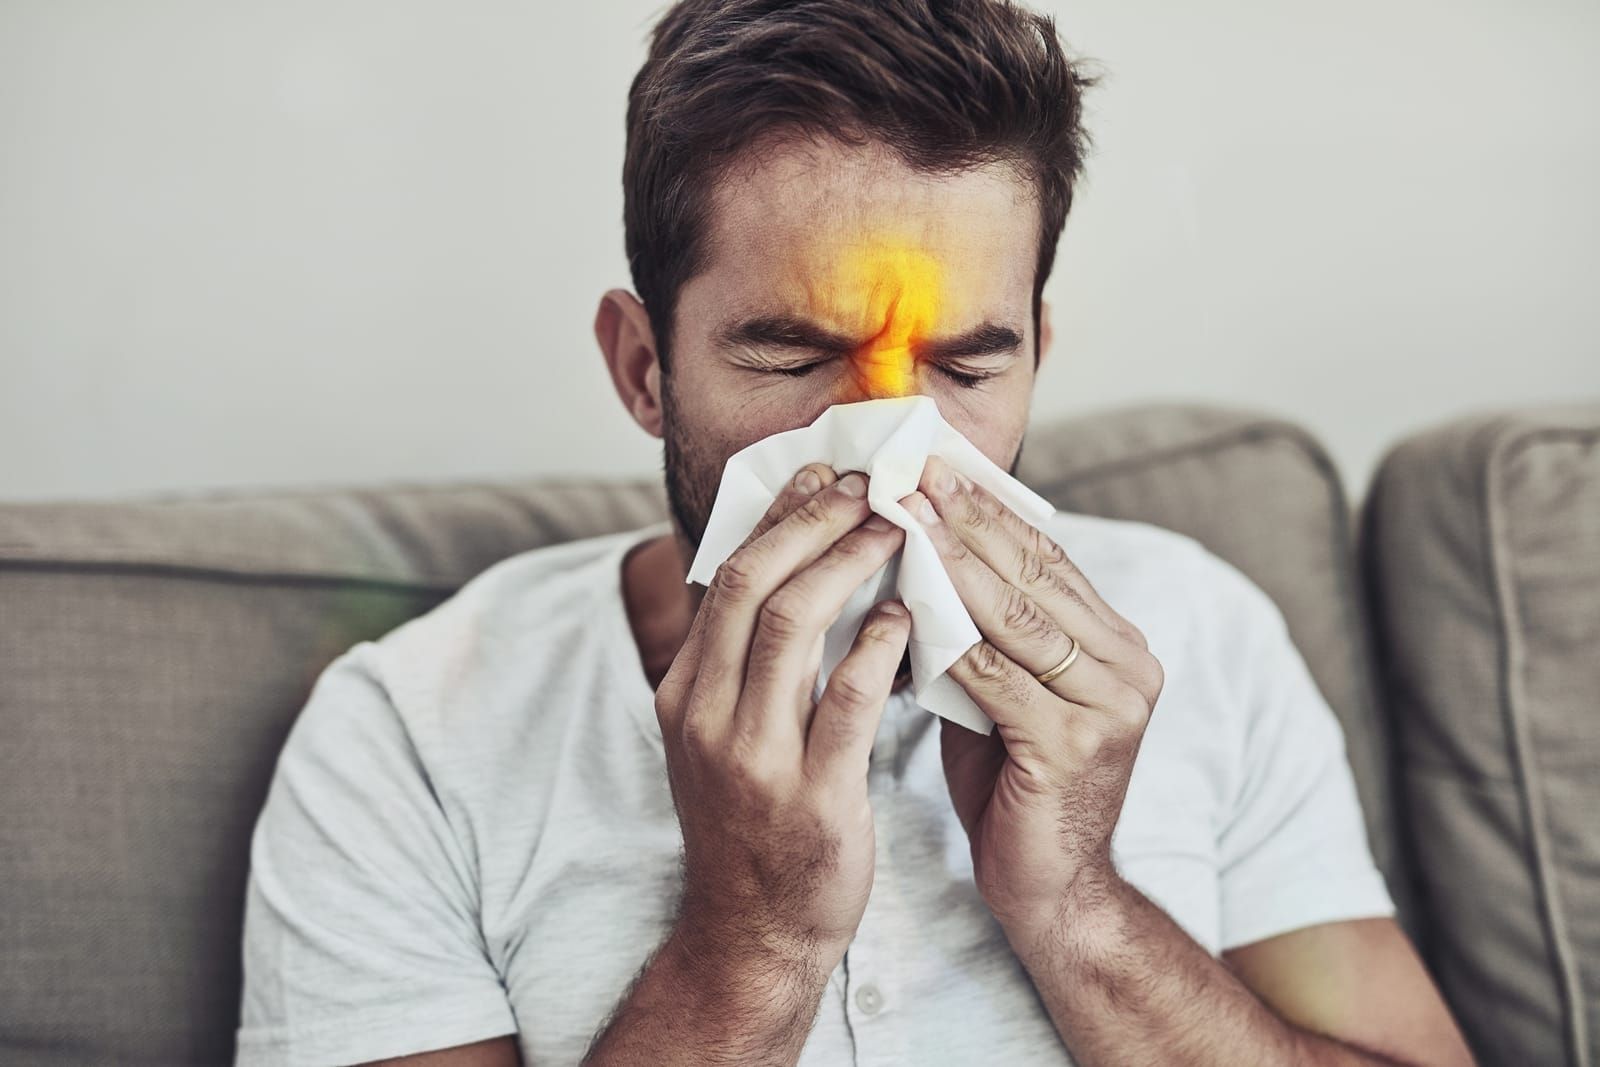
[711,134,1030,219]
[699,138,1038,331]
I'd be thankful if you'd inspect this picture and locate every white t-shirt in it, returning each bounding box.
[235,511,1394,1067]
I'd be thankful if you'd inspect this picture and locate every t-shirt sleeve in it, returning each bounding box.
[235,642,516,1067]
[1214,572,1396,952]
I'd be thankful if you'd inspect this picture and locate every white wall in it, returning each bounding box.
[2,0,1595,502]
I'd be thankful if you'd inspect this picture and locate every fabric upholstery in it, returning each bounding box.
[0,483,668,1066]
[0,405,1395,1065]
[1361,402,1600,1067]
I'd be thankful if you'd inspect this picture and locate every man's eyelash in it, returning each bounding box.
[939,367,997,388]
[769,362,998,387]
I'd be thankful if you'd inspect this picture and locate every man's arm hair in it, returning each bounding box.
[1006,876,1475,1067]
[581,922,833,1067]
[349,915,835,1067]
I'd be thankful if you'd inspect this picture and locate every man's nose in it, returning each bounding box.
[840,348,917,401]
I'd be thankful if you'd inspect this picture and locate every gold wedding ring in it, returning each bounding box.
[1034,637,1080,684]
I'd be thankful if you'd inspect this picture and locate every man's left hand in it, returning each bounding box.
[900,455,1166,941]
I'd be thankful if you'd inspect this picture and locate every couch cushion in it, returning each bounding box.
[0,405,1396,1065]
[1361,402,1600,1067]
[0,482,668,1066]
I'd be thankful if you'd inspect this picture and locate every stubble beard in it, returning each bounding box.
[659,372,720,556]
[661,375,923,690]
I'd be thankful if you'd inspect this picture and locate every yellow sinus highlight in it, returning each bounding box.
[831,239,944,398]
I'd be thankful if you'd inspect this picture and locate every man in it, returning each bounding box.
[236,1,1476,1065]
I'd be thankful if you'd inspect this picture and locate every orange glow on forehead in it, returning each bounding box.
[830,239,943,397]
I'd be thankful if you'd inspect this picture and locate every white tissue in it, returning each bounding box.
[685,394,1057,735]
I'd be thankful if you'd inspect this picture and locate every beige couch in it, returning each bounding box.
[1,401,1595,1066]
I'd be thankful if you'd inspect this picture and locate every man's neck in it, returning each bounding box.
[619,527,913,695]
[620,531,699,691]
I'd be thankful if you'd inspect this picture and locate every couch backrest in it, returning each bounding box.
[1361,402,1600,1067]
[0,404,1400,1065]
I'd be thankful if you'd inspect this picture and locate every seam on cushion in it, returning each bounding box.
[29,474,661,506]
[0,481,666,581]
[0,557,464,595]
[1403,759,1519,785]
[1499,425,1600,469]
[1485,425,1591,1067]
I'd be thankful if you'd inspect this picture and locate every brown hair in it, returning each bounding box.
[622,0,1101,371]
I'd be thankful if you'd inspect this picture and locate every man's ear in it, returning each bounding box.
[1037,296,1054,374]
[594,288,664,439]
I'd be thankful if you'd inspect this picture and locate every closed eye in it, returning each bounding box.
[770,362,826,378]
[938,366,998,388]
[770,362,998,388]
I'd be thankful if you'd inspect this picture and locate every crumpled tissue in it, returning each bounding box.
[685,394,1057,734]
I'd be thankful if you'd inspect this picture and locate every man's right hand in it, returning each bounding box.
[654,463,910,975]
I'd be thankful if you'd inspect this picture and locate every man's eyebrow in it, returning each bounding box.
[914,322,1025,360]
[713,315,859,355]
[714,315,1024,359]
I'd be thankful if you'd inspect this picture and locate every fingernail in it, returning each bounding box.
[838,472,868,498]
[864,513,893,531]
[907,492,939,524]
[933,460,959,496]
[877,600,907,616]
[793,468,822,495]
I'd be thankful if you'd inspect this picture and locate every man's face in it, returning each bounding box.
[661,136,1044,548]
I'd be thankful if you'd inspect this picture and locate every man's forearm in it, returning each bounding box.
[582,922,832,1067]
[1003,873,1418,1067]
